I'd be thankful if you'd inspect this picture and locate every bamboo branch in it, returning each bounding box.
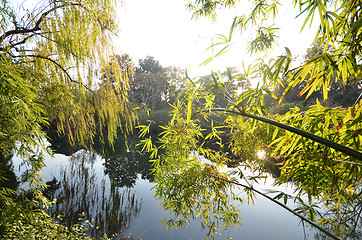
[208,108,362,162]
[330,158,362,166]
[212,175,342,240]
[352,206,362,234]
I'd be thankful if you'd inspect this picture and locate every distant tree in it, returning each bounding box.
[130,70,169,109]
[129,56,186,110]
[136,56,163,74]
[164,66,187,103]
[200,67,251,108]
[304,37,334,61]
[328,80,361,107]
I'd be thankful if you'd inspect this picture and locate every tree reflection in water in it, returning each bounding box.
[44,150,141,238]
[0,152,19,193]
[103,150,153,188]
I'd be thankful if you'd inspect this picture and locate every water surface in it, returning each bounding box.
[11,144,321,239]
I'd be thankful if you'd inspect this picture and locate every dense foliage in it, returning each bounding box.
[1,0,362,239]
[0,0,135,238]
[139,1,362,239]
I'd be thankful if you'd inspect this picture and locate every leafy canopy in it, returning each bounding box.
[0,0,136,155]
[0,0,135,238]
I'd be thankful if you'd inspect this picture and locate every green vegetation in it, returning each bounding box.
[0,0,135,238]
[139,1,362,239]
[128,55,187,135]
[1,0,362,239]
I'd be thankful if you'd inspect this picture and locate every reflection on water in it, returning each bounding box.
[43,150,141,238]
[0,152,19,192]
[103,151,153,188]
[9,138,326,240]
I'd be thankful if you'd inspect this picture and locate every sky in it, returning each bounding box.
[11,0,320,77]
[116,0,320,77]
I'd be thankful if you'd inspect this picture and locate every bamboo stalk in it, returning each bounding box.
[209,108,362,162]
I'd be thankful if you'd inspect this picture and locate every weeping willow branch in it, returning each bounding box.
[0,34,36,52]
[208,108,362,162]
[0,2,81,46]
[26,54,74,81]
[212,175,342,240]
[23,54,98,96]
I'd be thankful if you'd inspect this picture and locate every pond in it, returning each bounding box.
[10,139,323,240]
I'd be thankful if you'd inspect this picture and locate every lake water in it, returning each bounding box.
[11,144,323,239]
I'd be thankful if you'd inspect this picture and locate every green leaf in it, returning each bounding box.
[263,87,277,99]
[136,124,150,138]
[297,72,322,98]
[187,94,194,122]
[283,194,288,205]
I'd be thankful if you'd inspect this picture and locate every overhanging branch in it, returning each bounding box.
[0,2,81,46]
[213,175,342,240]
[13,54,97,95]
[208,108,362,162]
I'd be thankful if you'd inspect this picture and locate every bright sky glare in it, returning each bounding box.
[117,0,320,77]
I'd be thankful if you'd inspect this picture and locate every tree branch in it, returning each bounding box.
[0,34,37,52]
[208,108,362,162]
[12,54,97,95]
[0,2,81,46]
[26,54,74,81]
[212,175,342,240]
[352,205,362,234]
[36,33,80,58]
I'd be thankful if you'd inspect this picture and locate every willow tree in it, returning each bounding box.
[0,0,136,163]
[140,1,362,239]
[0,0,135,238]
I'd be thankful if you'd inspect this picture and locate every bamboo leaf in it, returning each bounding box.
[187,93,194,122]
[297,72,322,98]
